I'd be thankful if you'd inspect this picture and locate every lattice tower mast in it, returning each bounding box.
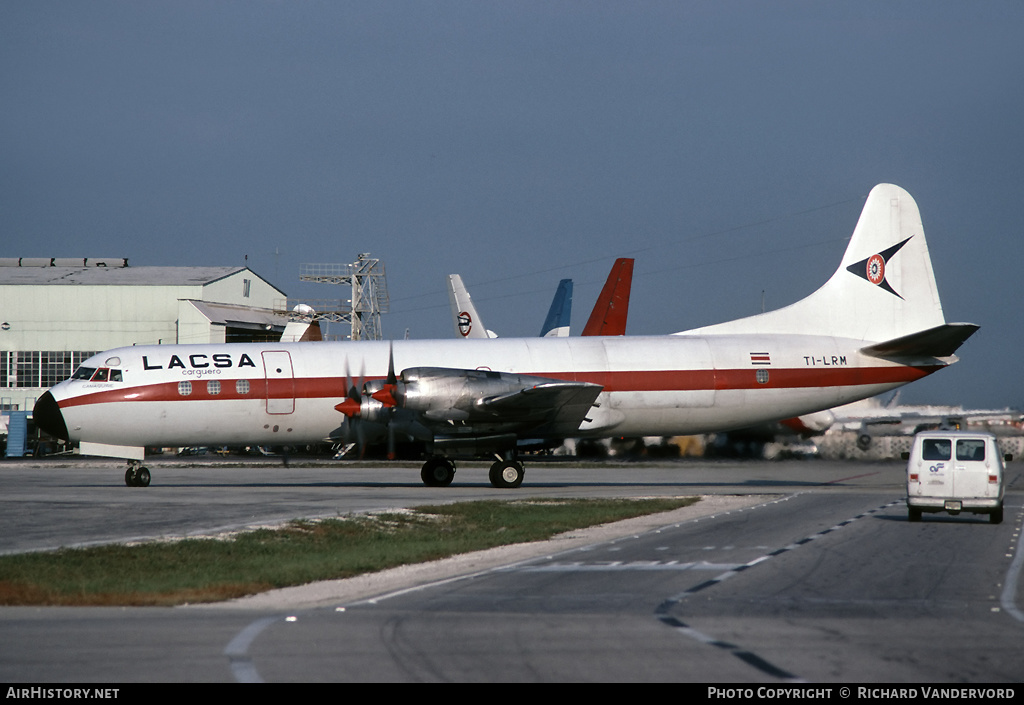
[298,253,389,340]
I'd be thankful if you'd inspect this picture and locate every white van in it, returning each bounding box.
[904,431,1010,524]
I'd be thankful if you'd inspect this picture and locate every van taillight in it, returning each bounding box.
[910,473,919,482]
[989,475,998,483]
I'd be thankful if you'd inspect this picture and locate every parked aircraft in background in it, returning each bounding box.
[581,258,633,336]
[449,258,634,340]
[539,278,573,338]
[448,274,573,339]
[448,274,499,339]
[704,407,836,458]
[34,184,977,489]
[829,394,1023,451]
[279,304,323,342]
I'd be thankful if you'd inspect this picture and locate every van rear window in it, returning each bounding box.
[956,440,986,461]
[921,439,951,460]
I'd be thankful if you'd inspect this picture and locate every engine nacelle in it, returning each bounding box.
[357,395,392,424]
[395,367,542,421]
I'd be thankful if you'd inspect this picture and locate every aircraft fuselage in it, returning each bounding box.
[38,334,938,457]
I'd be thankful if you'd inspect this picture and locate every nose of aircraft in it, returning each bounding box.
[33,391,69,441]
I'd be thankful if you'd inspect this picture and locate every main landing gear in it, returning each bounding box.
[488,458,524,488]
[420,457,456,487]
[418,455,526,488]
[125,460,151,487]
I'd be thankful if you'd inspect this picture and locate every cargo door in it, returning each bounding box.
[952,438,989,499]
[919,437,952,498]
[262,351,295,414]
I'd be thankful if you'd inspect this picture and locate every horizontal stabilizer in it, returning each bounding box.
[860,323,979,360]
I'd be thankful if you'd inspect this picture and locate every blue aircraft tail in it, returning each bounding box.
[540,279,573,337]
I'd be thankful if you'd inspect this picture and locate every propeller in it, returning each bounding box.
[334,358,368,455]
[370,344,399,408]
[334,346,401,458]
[334,358,364,418]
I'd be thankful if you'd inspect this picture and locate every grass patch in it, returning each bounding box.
[0,497,698,606]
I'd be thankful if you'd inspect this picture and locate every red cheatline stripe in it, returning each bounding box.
[56,365,941,409]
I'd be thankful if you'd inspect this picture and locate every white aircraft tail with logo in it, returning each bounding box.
[680,183,976,357]
[448,274,497,339]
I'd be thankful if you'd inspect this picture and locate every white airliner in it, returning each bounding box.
[34,184,977,489]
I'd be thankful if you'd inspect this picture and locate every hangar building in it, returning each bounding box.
[0,257,288,415]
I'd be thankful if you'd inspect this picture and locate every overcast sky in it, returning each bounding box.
[3,2,1022,410]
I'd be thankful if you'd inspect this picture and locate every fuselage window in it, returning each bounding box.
[110,370,123,382]
[207,380,221,395]
[73,367,96,381]
[178,381,193,396]
[92,369,109,382]
[236,379,250,395]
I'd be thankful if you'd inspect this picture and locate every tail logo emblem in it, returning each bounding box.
[846,236,912,299]
[866,254,885,284]
[458,312,473,337]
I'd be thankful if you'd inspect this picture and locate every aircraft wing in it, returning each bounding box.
[368,365,603,439]
[477,380,603,436]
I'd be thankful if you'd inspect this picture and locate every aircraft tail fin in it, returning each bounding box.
[680,184,965,344]
[448,274,497,339]
[540,279,573,337]
[582,258,634,336]
[280,320,322,342]
[280,305,323,342]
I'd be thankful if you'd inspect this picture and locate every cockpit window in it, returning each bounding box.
[72,367,123,382]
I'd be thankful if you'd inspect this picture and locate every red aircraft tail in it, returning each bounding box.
[581,258,634,336]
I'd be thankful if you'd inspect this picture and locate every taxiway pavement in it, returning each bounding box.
[1,457,1021,682]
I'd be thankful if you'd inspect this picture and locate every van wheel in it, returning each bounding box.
[990,506,1003,524]
[908,507,922,522]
